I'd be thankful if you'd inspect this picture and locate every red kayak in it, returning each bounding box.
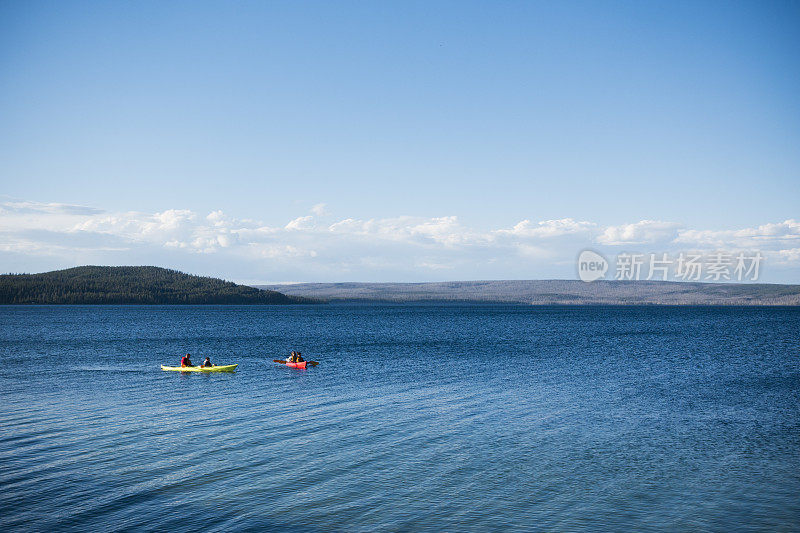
[273,359,319,368]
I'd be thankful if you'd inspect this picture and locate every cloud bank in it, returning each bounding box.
[1,199,798,283]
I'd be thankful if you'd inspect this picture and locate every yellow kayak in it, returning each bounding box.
[161,364,238,372]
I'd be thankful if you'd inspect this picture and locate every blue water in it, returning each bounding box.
[1,305,798,531]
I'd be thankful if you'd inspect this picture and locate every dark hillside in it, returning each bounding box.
[0,266,311,304]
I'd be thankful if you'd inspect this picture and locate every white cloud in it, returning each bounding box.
[497,218,596,238]
[328,218,360,233]
[0,200,104,216]
[776,248,800,264]
[207,210,234,227]
[675,219,800,248]
[327,215,487,248]
[514,244,554,258]
[597,220,682,245]
[248,243,314,259]
[2,198,798,282]
[310,203,328,216]
[285,215,315,231]
[415,260,454,270]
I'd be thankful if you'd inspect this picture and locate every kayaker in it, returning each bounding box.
[180,353,194,367]
[296,352,305,362]
[286,351,297,363]
[202,357,213,368]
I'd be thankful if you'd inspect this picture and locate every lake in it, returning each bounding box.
[1,305,798,531]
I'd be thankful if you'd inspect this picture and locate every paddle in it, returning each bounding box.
[273,359,319,366]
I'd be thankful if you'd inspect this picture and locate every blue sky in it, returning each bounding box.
[1,1,799,282]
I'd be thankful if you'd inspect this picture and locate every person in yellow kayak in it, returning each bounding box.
[202,357,213,368]
[180,353,194,367]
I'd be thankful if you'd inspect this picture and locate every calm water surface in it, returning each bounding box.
[1,305,798,531]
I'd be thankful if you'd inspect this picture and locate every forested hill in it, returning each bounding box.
[0,266,310,304]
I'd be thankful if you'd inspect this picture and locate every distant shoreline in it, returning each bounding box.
[2,267,797,306]
[255,280,800,306]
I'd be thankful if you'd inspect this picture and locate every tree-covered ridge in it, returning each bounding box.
[0,266,311,304]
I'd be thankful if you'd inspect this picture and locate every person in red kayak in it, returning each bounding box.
[285,351,305,363]
[181,353,194,367]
